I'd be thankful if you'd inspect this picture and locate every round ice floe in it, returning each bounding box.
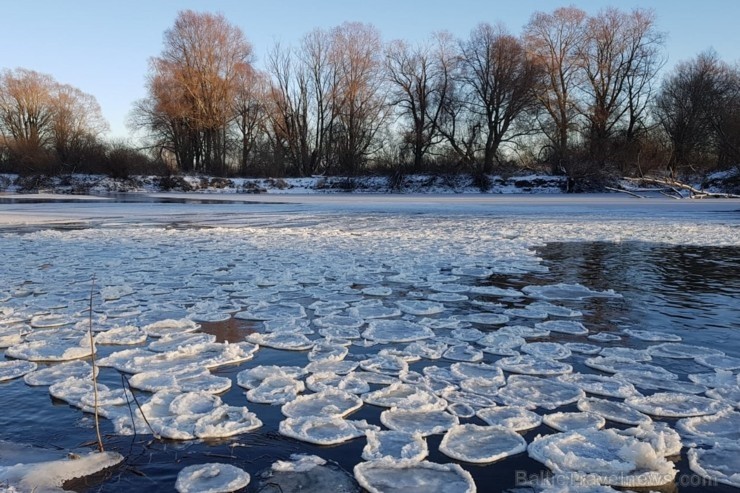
[614,372,707,394]
[0,325,27,347]
[403,340,448,360]
[498,375,584,410]
[447,402,476,418]
[450,328,484,342]
[6,338,93,362]
[577,397,652,426]
[504,307,548,319]
[543,412,605,432]
[23,360,97,386]
[476,406,542,431]
[360,354,409,376]
[564,342,602,355]
[523,283,621,300]
[170,391,223,415]
[314,315,364,330]
[451,361,504,382]
[695,354,740,371]
[143,318,199,338]
[194,405,263,438]
[29,314,75,328]
[148,332,216,352]
[236,365,304,389]
[476,333,525,354]
[496,355,572,376]
[470,285,522,297]
[306,359,360,375]
[245,332,313,350]
[235,302,306,321]
[556,373,637,399]
[623,328,681,342]
[0,360,37,381]
[245,374,306,404]
[348,304,401,319]
[535,320,588,335]
[440,388,495,408]
[279,416,378,445]
[175,463,250,493]
[362,430,428,462]
[442,344,483,362]
[498,324,550,339]
[362,286,393,296]
[308,341,349,362]
[130,367,232,394]
[362,382,446,410]
[395,300,445,316]
[625,392,731,418]
[282,388,363,418]
[617,422,682,457]
[353,460,475,493]
[362,320,434,343]
[257,454,358,493]
[380,405,458,436]
[587,332,622,342]
[95,325,147,345]
[459,313,509,325]
[688,444,740,488]
[305,372,370,394]
[440,423,527,463]
[688,369,738,388]
[647,342,723,359]
[528,301,582,318]
[521,342,571,360]
[584,356,677,380]
[528,429,676,487]
[706,385,740,408]
[600,347,651,361]
[428,292,468,302]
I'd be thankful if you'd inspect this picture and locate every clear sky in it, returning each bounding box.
[2,0,737,140]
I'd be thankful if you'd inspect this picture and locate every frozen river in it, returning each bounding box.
[0,194,739,492]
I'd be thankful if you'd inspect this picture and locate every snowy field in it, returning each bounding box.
[0,193,739,492]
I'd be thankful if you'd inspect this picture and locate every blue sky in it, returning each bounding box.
[2,0,737,140]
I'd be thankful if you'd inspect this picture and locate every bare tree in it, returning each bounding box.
[656,51,734,176]
[384,33,451,172]
[0,68,56,158]
[443,23,540,177]
[577,8,665,163]
[0,68,109,171]
[523,7,587,171]
[329,22,388,175]
[136,10,253,175]
[51,83,109,165]
[232,63,269,175]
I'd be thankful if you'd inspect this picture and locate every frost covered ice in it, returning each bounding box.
[0,441,124,492]
[687,444,740,488]
[439,423,527,463]
[528,428,676,487]
[476,406,542,431]
[279,416,378,445]
[175,463,250,493]
[362,430,428,462]
[257,454,360,493]
[625,392,731,417]
[354,459,476,493]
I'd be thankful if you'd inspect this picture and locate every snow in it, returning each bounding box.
[0,442,123,492]
[175,463,250,493]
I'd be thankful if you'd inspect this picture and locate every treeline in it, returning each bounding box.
[2,7,739,189]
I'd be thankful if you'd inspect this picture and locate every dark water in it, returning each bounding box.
[1,241,738,492]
